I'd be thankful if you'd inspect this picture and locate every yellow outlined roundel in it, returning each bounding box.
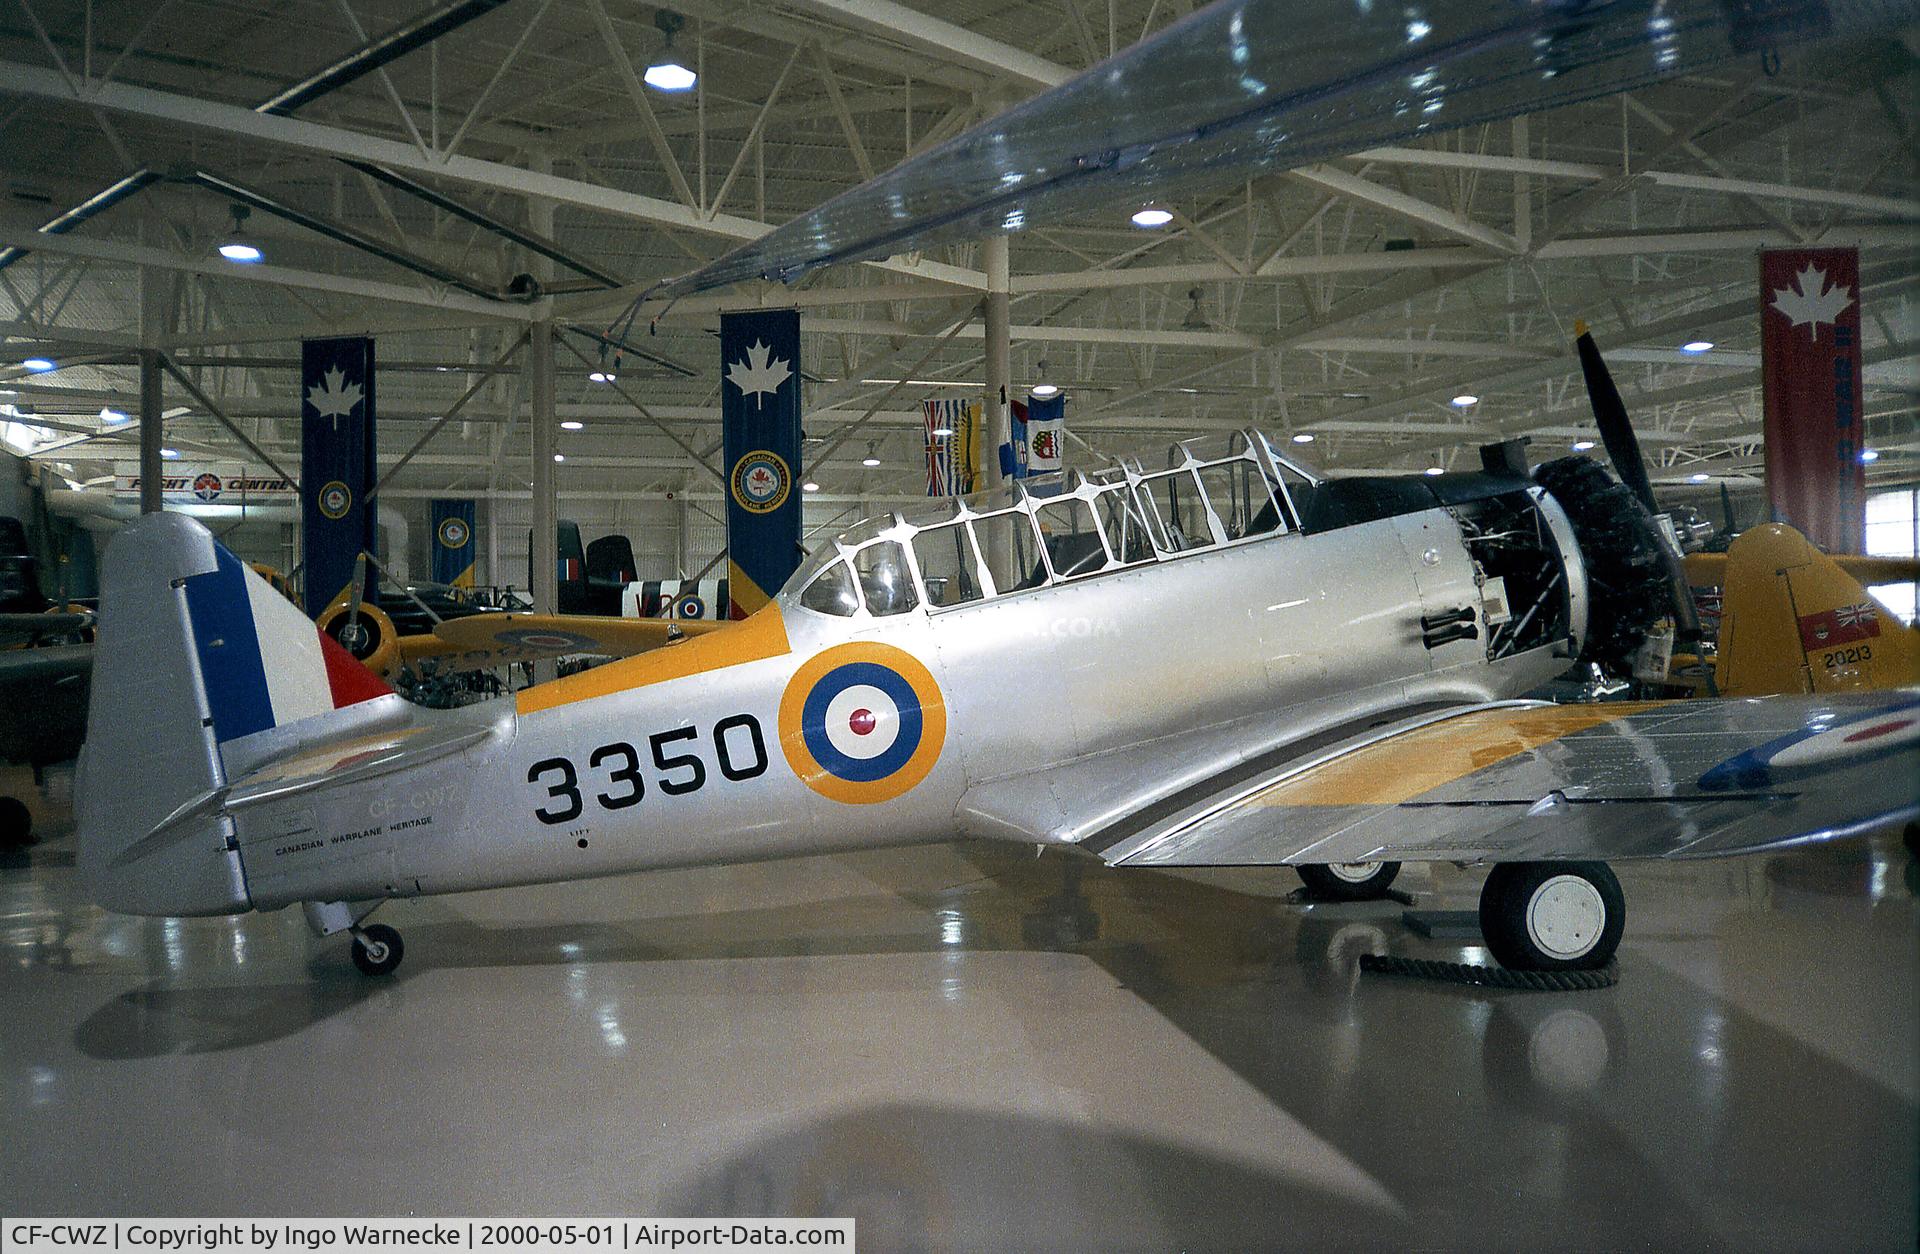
[779,642,946,804]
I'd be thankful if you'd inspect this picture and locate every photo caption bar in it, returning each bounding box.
[1,1220,853,1254]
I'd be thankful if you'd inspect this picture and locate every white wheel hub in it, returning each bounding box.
[1525,875,1606,959]
[1327,861,1382,884]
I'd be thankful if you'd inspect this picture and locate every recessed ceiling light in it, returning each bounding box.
[1860,448,1880,463]
[217,241,263,263]
[1424,466,1445,476]
[1451,394,1478,407]
[1689,472,1710,482]
[160,447,180,459]
[21,358,54,373]
[1291,433,1315,444]
[560,420,585,430]
[802,481,820,492]
[1130,206,1174,228]
[588,371,615,383]
[1681,340,1714,354]
[1572,439,1596,451]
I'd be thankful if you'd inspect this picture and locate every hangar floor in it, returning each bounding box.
[3,761,1916,1250]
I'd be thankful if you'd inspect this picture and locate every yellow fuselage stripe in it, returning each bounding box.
[514,604,791,715]
[1257,702,1672,806]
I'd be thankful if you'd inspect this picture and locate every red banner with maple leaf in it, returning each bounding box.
[1761,248,1865,553]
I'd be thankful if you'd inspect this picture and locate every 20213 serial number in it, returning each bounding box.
[1822,644,1873,669]
[525,715,768,824]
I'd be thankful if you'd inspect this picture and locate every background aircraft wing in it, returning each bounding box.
[1087,691,1920,869]
[0,612,91,646]
[407,611,724,673]
[649,0,1908,298]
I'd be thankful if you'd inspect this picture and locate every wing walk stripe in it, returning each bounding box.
[1251,702,1673,807]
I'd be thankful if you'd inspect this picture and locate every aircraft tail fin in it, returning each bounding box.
[77,513,395,916]
[1713,523,1920,696]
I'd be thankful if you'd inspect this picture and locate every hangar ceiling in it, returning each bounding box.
[0,0,1916,529]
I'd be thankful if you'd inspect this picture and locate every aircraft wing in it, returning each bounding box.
[0,611,91,646]
[402,611,725,673]
[649,0,1909,297]
[1086,692,1920,869]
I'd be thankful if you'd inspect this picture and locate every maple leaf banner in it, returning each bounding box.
[300,336,378,616]
[431,498,476,589]
[1761,248,1865,553]
[720,310,803,618]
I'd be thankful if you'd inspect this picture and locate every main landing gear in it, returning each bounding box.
[1478,861,1624,971]
[1296,861,1401,901]
[304,900,407,977]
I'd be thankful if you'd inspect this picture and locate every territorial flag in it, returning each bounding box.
[430,498,476,588]
[1761,248,1865,552]
[300,336,376,617]
[1026,393,1065,474]
[721,309,803,618]
[924,397,981,495]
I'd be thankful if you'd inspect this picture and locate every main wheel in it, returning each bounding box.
[0,796,32,848]
[1296,861,1401,901]
[1479,861,1624,971]
[350,923,405,976]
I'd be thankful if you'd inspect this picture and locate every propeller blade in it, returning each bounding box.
[1574,322,1659,515]
[1719,483,1738,536]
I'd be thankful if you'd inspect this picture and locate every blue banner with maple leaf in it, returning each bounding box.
[300,336,377,616]
[1761,249,1864,553]
[720,309,802,617]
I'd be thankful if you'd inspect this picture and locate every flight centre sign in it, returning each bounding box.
[116,470,296,503]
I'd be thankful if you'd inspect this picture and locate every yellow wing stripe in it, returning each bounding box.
[515,604,790,715]
[1255,702,1672,806]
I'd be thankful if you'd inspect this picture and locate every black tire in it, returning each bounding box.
[1533,456,1671,671]
[1296,860,1402,901]
[0,796,32,848]
[350,923,405,976]
[1479,861,1624,972]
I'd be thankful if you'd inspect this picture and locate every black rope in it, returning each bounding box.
[1359,953,1619,991]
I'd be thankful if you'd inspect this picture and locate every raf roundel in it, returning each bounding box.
[779,642,946,804]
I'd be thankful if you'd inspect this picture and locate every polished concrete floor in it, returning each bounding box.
[3,760,1916,1250]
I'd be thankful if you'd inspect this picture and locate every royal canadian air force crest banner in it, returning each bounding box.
[430,498,476,588]
[720,309,802,618]
[300,336,377,616]
[1761,248,1865,553]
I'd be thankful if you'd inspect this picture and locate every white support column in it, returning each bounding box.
[529,320,557,620]
[982,233,1011,490]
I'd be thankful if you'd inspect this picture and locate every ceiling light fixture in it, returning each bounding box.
[160,447,180,459]
[217,203,263,263]
[1689,472,1710,482]
[101,408,129,424]
[802,481,820,492]
[1451,393,1478,407]
[1572,439,1596,451]
[560,420,585,431]
[1181,287,1210,331]
[1291,433,1315,444]
[553,453,565,463]
[644,11,697,92]
[1030,358,1060,398]
[1681,340,1714,354]
[588,371,615,383]
[930,426,955,437]
[1424,466,1446,476]
[861,441,881,468]
[1860,448,1880,463]
[1130,205,1174,228]
[21,358,54,372]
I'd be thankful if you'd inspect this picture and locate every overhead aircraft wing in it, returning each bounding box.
[1087,692,1920,870]
[647,0,1907,298]
[404,611,725,673]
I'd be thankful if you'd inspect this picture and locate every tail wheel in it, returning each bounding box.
[1297,860,1401,901]
[0,796,32,848]
[1479,861,1624,971]
[1533,456,1671,671]
[317,601,399,678]
[351,923,405,976]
